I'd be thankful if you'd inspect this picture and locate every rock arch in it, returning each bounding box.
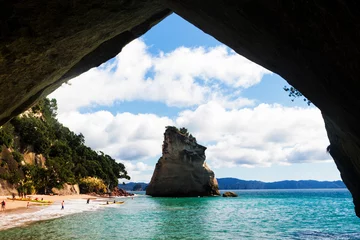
[1,0,360,216]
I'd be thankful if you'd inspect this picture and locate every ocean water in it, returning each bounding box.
[0,189,359,240]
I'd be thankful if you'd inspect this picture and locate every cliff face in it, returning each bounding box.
[0,179,16,196]
[146,128,220,197]
[23,149,46,168]
[52,184,79,195]
[0,145,46,195]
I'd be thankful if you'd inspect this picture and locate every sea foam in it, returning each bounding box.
[0,199,103,230]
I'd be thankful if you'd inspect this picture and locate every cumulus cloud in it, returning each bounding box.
[48,37,330,181]
[175,102,331,168]
[58,102,330,171]
[121,161,154,182]
[57,111,173,161]
[50,39,270,113]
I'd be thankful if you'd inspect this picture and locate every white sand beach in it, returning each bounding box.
[0,194,106,230]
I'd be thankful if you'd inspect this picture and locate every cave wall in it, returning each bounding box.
[164,0,360,217]
[1,0,360,215]
[0,0,170,124]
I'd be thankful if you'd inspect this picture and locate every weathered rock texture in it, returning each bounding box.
[23,151,46,168]
[0,0,170,125]
[2,0,360,216]
[146,128,220,197]
[52,183,79,195]
[222,192,238,198]
[111,187,134,197]
[0,179,17,196]
[163,0,360,217]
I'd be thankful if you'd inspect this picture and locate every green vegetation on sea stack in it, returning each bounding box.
[0,98,130,195]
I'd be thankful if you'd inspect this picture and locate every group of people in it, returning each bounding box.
[105,200,116,204]
[1,199,68,212]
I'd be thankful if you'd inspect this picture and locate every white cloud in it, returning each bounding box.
[50,39,270,113]
[58,102,330,171]
[153,46,268,88]
[49,37,331,182]
[57,111,173,161]
[175,102,330,168]
[121,161,154,182]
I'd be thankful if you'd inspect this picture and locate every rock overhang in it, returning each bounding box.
[1,0,360,216]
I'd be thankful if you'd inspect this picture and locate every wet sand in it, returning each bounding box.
[0,194,96,214]
[0,194,104,231]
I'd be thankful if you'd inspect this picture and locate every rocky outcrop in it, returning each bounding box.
[111,187,134,197]
[23,151,46,168]
[222,192,238,197]
[2,1,360,216]
[0,179,17,196]
[52,184,80,195]
[146,127,220,197]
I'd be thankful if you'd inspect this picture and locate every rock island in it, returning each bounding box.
[146,126,220,197]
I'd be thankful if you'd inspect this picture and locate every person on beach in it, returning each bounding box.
[87,198,90,204]
[27,201,30,208]
[61,200,64,210]
[1,200,5,211]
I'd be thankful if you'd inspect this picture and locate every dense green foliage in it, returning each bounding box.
[166,126,197,143]
[0,98,130,195]
[79,177,107,194]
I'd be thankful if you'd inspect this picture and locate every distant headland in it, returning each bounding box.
[120,178,346,191]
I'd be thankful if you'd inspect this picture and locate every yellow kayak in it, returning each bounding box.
[7,198,53,204]
[100,201,125,205]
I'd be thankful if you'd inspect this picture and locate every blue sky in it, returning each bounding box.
[50,14,340,183]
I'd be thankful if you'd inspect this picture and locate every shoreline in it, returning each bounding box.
[0,194,96,213]
[0,194,104,231]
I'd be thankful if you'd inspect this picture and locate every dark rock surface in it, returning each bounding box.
[222,192,238,197]
[111,187,134,197]
[164,0,360,217]
[2,0,360,216]
[0,0,170,125]
[146,127,220,197]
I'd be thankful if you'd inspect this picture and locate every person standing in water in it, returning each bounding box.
[61,200,64,210]
[1,200,5,211]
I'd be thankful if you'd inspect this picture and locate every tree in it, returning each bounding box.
[283,85,311,106]
[0,123,14,147]
[1,97,131,194]
[179,127,189,136]
[79,177,107,194]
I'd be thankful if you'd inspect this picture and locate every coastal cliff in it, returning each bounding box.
[146,127,220,197]
[0,98,130,196]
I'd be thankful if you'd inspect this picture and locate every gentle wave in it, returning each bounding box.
[0,199,103,230]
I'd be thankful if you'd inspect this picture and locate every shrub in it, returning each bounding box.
[79,176,107,194]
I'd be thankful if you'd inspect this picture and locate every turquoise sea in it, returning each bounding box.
[1,189,359,240]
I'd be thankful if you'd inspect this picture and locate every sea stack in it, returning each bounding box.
[146,126,220,197]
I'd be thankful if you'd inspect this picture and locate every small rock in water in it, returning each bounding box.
[222,191,238,197]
